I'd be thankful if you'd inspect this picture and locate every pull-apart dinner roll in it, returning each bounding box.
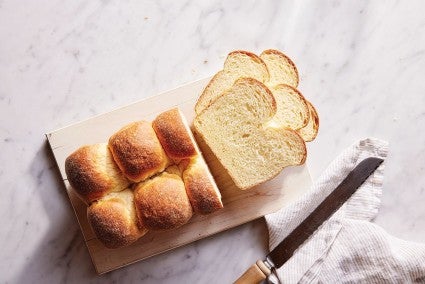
[65,143,130,204]
[109,121,170,182]
[87,189,148,249]
[152,108,197,162]
[180,156,223,215]
[133,166,193,231]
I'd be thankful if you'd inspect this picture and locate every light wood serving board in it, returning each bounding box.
[46,77,312,274]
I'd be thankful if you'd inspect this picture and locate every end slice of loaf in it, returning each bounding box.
[153,107,223,214]
[297,101,319,142]
[152,108,197,162]
[194,78,306,190]
[180,156,223,214]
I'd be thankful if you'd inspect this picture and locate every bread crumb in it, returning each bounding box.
[144,16,149,20]
[203,60,208,64]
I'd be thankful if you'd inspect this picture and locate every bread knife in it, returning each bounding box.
[234,157,384,284]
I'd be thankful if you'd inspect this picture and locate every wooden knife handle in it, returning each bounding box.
[234,260,271,284]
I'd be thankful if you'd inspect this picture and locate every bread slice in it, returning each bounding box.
[297,101,319,142]
[87,189,148,249]
[259,49,299,88]
[195,51,269,115]
[195,49,312,134]
[194,78,306,190]
[65,143,130,204]
[260,49,319,138]
[269,84,309,130]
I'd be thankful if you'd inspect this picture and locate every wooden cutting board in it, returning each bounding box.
[46,77,312,274]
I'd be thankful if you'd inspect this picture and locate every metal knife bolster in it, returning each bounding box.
[262,257,275,272]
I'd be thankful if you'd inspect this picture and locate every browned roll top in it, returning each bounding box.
[109,121,170,183]
[152,108,197,161]
[181,156,223,215]
[65,143,130,204]
[87,189,147,249]
[134,170,193,231]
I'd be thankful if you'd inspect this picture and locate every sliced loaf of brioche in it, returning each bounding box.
[65,107,223,249]
[297,101,319,142]
[194,78,306,190]
[259,49,299,88]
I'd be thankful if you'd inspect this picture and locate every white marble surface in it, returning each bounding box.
[1,0,425,283]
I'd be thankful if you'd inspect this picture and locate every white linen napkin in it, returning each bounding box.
[265,138,425,283]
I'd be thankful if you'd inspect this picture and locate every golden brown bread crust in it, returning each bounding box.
[109,121,169,182]
[309,102,319,134]
[87,190,148,249]
[152,108,197,160]
[298,101,319,142]
[181,157,223,215]
[297,130,308,165]
[195,71,225,114]
[134,172,193,230]
[65,143,130,204]
[227,50,266,65]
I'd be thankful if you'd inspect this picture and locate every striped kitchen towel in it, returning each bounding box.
[265,138,425,283]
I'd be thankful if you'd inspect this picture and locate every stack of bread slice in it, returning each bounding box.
[65,108,223,249]
[194,49,319,190]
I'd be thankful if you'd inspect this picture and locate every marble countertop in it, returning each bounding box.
[2,0,425,283]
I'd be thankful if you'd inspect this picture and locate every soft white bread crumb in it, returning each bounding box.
[260,49,299,88]
[194,78,306,190]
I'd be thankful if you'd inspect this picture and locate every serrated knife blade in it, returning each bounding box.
[234,157,384,284]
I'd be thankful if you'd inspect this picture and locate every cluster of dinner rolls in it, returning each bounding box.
[65,108,223,249]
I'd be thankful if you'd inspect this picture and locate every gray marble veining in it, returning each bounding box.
[1,0,425,283]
